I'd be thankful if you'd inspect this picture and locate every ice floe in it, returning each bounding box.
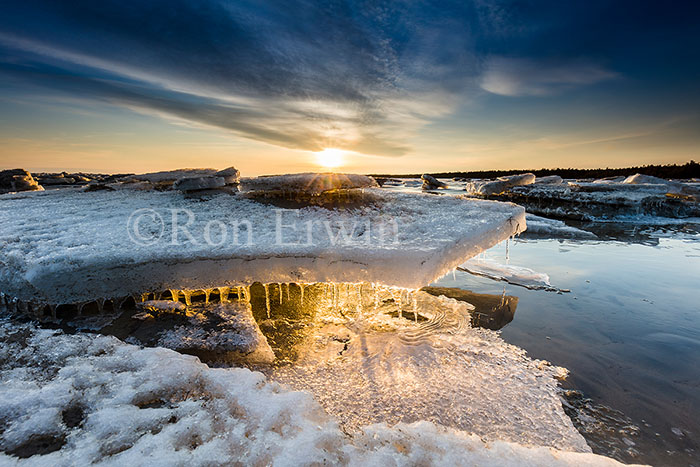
[0,319,636,466]
[523,214,597,239]
[0,189,525,304]
[458,257,568,292]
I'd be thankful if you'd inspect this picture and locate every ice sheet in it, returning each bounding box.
[0,189,525,304]
[0,320,638,466]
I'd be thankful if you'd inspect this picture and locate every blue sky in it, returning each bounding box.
[1,0,698,174]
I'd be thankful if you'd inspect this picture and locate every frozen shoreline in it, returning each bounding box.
[0,319,640,466]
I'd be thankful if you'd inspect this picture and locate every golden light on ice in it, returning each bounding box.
[315,148,344,168]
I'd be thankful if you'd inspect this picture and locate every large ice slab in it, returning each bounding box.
[0,189,525,304]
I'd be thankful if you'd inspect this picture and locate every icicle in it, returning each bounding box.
[452,269,456,281]
[204,289,211,304]
[170,289,179,303]
[97,298,105,313]
[77,303,86,316]
[412,291,418,322]
[279,284,283,304]
[286,283,290,301]
[236,286,242,303]
[182,290,192,306]
[505,237,510,265]
[244,285,251,304]
[218,287,229,303]
[373,284,379,312]
[140,293,149,303]
[156,291,163,300]
[300,284,305,305]
[332,283,338,312]
[395,288,402,319]
[49,304,57,319]
[264,284,271,318]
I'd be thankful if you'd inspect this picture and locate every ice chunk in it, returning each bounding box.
[523,214,597,239]
[128,168,219,183]
[465,173,536,195]
[0,189,525,303]
[421,174,448,190]
[157,302,275,364]
[172,176,226,192]
[458,257,568,292]
[535,175,564,185]
[240,172,378,195]
[622,173,675,185]
[215,167,241,185]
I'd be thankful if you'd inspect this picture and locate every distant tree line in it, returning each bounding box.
[370,160,700,180]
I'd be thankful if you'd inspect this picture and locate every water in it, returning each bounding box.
[433,229,700,465]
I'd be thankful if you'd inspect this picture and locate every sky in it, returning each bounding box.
[0,0,699,176]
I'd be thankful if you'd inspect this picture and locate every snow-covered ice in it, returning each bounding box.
[0,319,639,466]
[0,189,525,304]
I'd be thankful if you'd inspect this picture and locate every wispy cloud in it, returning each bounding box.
[0,1,486,156]
[480,57,617,97]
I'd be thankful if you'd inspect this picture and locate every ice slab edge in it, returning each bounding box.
[0,190,525,304]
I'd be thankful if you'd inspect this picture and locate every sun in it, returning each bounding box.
[314,148,344,169]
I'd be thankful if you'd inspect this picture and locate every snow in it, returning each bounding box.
[0,189,525,304]
[458,257,568,292]
[240,172,378,195]
[0,319,638,466]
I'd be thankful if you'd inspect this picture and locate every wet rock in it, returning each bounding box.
[0,169,43,194]
[38,175,75,185]
[82,183,115,192]
[421,174,448,190]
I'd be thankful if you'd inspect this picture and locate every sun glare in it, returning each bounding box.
[315,148,344,169]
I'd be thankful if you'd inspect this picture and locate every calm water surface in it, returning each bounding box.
[434,230,700,465]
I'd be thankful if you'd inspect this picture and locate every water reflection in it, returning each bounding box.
[422,286,518,331]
